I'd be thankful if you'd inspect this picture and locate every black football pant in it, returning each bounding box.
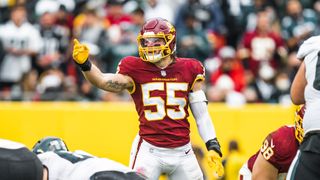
[287,132,320,180]
[0,147,43,180]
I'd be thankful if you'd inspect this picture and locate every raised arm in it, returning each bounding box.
[189,80,224,178]
[82,65,133,93]
[72,39,134,93]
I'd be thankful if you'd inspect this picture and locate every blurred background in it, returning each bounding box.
[0,0,318,179]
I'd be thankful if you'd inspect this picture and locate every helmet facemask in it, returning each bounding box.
[137,33,175,63]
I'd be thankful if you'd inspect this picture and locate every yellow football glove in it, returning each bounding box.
[72,39,89,64]
[207,150,224,178]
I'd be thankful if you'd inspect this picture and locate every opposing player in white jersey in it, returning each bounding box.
[33,136,145,180]
[288,35,320,179]
[0,139,44,180]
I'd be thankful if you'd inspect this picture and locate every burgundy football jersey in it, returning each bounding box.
[118,56,205,148]
[247,126,299,173]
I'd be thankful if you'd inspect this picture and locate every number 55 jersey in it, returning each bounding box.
[117,56,205,148]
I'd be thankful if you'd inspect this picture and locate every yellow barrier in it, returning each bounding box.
[0,102,295,179]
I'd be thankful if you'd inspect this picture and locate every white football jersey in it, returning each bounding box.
[0,139,25,149]
[38,151,133,180]
[296,35,320,134]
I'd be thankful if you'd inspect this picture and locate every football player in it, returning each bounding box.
[72,17,223,180]
[287,35,320,179]
[33,136,145,180]
[0,139,43,180]
[239,105,305,180]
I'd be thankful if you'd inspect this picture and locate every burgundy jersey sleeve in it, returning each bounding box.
[116,56,139,94]
[187,59,205,89]
[259,126,299,173]
[247,151,259,172]
[117,56,135,76]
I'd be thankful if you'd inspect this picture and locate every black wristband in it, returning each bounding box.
[76,59,92,71]
[206,138,222,157]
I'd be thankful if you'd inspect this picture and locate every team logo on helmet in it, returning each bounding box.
[32,136,68,154]
[166,21,175,33]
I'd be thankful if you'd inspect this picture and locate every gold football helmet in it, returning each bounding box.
[137,18,176,63]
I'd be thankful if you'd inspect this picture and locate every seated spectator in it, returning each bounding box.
[130,7,145,31]
[219,0,250,47]
[79,80,100,101]
[105,0,132,26]
[244,63,278,103]
[55,5,74,32]
[10,69,39,101]
[176,12,211,62]
[73,8,107,55]
[36,11,70,74]
[281,0,318,53]
[206,46,246,105]
[37,69,64,101]
[273,71,291,105]
[102,22,138,73]
[174,0,225,34]
[239,9,287,76]
[209,46,245,92]
[143,0,174,23]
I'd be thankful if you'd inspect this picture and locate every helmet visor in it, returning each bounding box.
[139,36,166,48]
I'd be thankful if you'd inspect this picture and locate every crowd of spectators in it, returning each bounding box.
[0,0,319,105]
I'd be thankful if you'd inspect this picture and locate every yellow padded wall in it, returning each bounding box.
[0,102,295,179]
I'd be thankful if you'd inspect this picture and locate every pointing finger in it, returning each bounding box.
[73,39,80,45]
[83,44,89,51]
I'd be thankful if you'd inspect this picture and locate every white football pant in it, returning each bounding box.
[129,135,203,180]
[239,162,252,180]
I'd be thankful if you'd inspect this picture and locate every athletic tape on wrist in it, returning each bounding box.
[76,59,92,71]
